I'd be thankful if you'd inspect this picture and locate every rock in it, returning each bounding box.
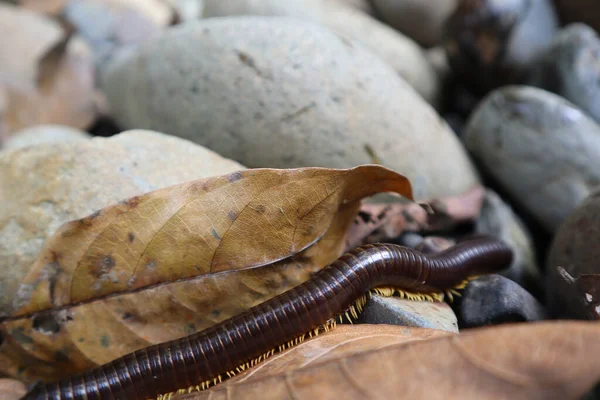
[554,0,600,34]
[162,0,205,21]
[63,0,174,68]
[1,125,91,150]
[356,294,458,333]
[445,0,558,95]
[395,232,424,249]
[370,0,457,47]
[0,129,245,314]
[102,17,479,200]
[464,86,600,232]
[528,24,600,124]
[201,0,440,104]
[547,189,600,319]
[328,0,374,14]
[458,275,548,328]
[475,189,541,290]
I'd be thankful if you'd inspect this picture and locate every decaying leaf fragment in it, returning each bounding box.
[346,185,485,249]
[0,3,99,141]
[0,165,413,383]
[181,321,600,400]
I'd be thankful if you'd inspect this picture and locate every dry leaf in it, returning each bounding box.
[0,4,99,141]
[179,321,600,400]
[0,378,27,400]
[0,165,413,383]
[346,185,485,250]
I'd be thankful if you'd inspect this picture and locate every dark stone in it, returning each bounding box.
[457,274,547,328]
[445,0,558,96]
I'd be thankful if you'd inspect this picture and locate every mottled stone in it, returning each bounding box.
[202,0,440,104]
[464,86,600,232]
[0,130,245,314]
[458,275,548,328]
[2,125,91,150]
[102,17,479,200]
[356,295,458,333]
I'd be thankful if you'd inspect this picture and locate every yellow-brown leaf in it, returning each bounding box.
[0,165,412,382]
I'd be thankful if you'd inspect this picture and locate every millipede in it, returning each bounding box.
[22,236,513,400]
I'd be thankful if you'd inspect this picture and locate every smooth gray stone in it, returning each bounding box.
[464,86,600,233]
[528,24,600,124]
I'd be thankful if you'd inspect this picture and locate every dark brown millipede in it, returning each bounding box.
[22,236,513,400]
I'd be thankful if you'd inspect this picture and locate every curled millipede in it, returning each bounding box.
[22,236,513,400]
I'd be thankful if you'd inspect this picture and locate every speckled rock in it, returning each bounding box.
[0,130,245,314]
[475,189,540,289]
[102,17,479,200]
[446,0,558,95]
[356,295,458,333]
[371,0,457,47]
[201,0,439,104]
[458,275,547,328]
[464,86,600,232]
[1,125,91,150]
[547,189,600,320]
[528,24,600,124]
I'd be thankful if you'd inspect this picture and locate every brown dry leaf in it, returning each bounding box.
[0,378,27,400]
[346,185,485,250]
[179,321,600,400]
[0,3,99,141]
[0,165,413,383]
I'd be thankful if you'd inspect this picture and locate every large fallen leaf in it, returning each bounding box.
[0,165,413,383]
[0,3,99,141]
[179,321,600,400]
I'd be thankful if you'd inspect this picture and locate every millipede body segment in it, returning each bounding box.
[23,237,513,400]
